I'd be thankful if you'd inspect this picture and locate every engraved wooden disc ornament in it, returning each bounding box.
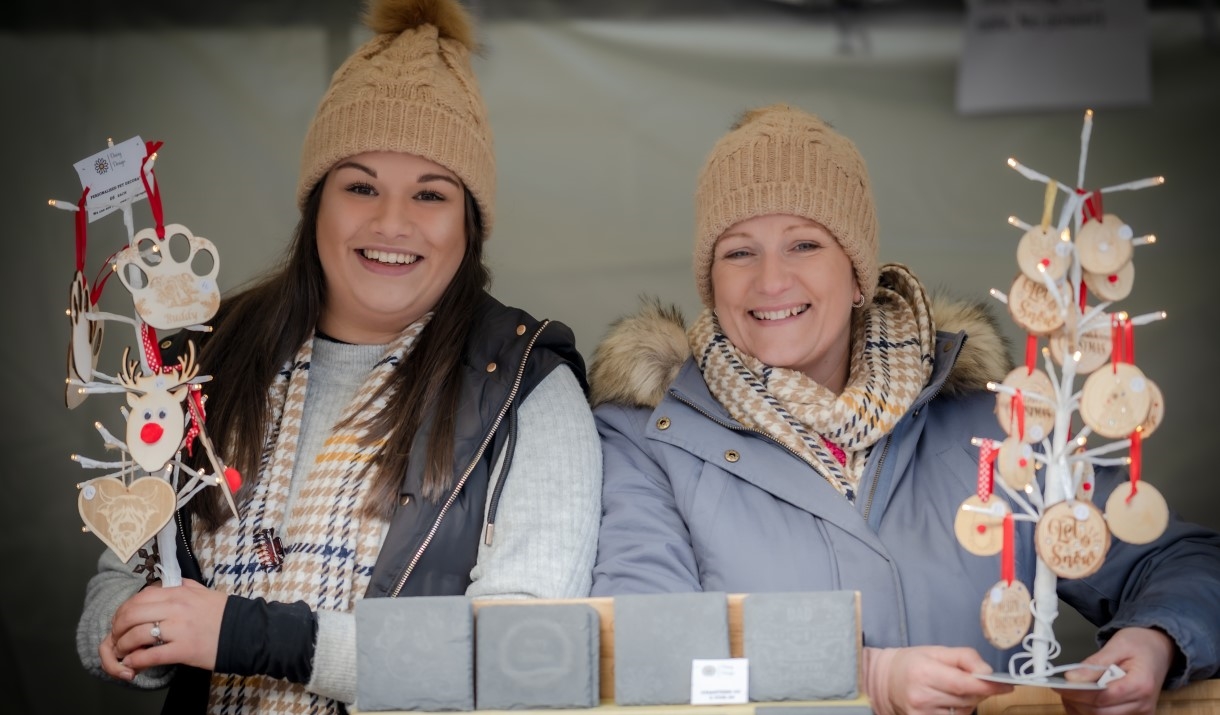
[1080,363,1152,439]
[1105,481,1169,545]
[1076,214,1134,276]
[1007,274,1066,335]
[1016,226,1071,283]
[1035,501,1110,579]
[981,580,1033,650]
[954,495,1009,556]
[995,368,1057,444]
[997,437,1036,492]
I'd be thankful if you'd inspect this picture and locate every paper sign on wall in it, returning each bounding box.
[956,0,1149,115]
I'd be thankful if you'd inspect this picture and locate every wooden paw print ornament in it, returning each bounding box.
[115,224,220,330]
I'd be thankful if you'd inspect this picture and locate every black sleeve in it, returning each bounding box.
[214,596,318,684]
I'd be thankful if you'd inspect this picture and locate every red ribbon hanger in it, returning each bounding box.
[140,140,166,239]
[1127,429,1142,503]
[1001,512,1015,585]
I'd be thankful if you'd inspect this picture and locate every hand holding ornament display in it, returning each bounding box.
[51,138,238,586]
[958,113,1175,711]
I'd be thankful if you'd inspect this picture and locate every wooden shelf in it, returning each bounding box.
[352,594,867,713]
[978,678,1220,715]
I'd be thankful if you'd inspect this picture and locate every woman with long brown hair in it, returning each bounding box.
[76,2,601,712]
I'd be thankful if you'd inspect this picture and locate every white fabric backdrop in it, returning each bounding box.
[1,15,1216,713]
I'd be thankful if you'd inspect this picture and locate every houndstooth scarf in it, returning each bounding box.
[194,316,430,714]
[689,264,935,502]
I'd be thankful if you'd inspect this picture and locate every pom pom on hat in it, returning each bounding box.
[297,0,496,235]
[363,0,476,47]
[692,103,879,308]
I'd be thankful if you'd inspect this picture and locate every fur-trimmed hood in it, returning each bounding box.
[589,280,1012,409]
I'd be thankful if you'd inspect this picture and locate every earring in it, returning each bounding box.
[852,294,866,309]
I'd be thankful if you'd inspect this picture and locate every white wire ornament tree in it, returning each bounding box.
[955,111,1169,688]
[52,138,239,588]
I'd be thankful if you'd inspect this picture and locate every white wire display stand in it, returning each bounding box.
[962,111,1168,689]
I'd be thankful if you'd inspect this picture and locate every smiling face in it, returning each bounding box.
[710,214,861,393]
[315,151,467,344]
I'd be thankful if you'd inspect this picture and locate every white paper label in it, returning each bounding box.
[690,658,749,705]
[73,136,149,222]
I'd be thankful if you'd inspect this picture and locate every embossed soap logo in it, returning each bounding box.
[500,620,570,686]
[114,223,220,330]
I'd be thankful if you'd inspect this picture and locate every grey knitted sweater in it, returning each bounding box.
[77,336,602,705]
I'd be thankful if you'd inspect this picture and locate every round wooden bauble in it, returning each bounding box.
[1035,500,1110,579]
[1138,380,1165,439]
[1017,226,1071,283]
[954,495,1009,557]
[981,580,1033,650]
[1080,363,1152,439]
[1076,214,1134,276]
[1049,324,1111,375]
[1105,481,1169,545]
[1007,274,1066,335]
[994,367,1057,444]
[997,437,1036,491]
[1083,261,1135,303]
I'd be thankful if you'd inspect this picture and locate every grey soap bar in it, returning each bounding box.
[613,592,730,706]
[356,596,475,711]
[475,603,600,710]
[743,591,859,701]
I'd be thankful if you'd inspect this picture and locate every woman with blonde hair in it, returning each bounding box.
[590,104,1220,715]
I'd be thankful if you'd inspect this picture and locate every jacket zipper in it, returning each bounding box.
[389,320,552,598]
[176,509,194,564]
[860,437,890,523]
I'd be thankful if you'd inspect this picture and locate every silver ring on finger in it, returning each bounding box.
[949,707,957,715]
[151,621,164,646]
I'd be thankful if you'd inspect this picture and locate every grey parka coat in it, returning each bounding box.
[589,296,1220,687]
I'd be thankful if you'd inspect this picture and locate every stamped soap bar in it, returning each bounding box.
[614,592,730,706]
[356,596,474,712]
[475,603,600,710]
[743,591,859,702]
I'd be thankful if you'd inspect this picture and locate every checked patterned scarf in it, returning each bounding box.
[689,264,935,502]
[194,316,430,714]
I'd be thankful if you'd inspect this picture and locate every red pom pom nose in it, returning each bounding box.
[224,467,242,492]
[140,422,164,444]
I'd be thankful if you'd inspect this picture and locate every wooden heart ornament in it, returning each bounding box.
[78,476,176,563]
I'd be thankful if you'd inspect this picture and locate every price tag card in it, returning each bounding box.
[690,658,749,705]
[72,135,149,222]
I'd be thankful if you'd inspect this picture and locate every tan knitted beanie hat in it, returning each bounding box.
[693,103,879,308]
[296,0,495,235]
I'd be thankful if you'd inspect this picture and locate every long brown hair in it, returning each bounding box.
[190,181,490,531]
